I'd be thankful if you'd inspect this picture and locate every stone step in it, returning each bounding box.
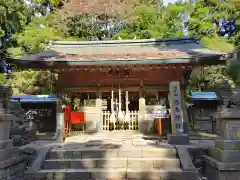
[47,148,177,159]
[43,157,181,169]
[209,147,240,163]
[25,168,196,180]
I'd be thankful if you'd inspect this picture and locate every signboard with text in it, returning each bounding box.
[226,121,240,140]
[169,81,183,133]
[145,105,170,120]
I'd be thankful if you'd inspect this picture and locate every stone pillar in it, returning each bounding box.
[53,99,64,142]
[203,108,240,180]
[95,89,102,132]
[181,89,189,133]
[138,89,146,133]
[0,86,24,179]
[168,81,189,145]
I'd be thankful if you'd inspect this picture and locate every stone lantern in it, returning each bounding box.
[203,89,240,180]
[0,86,24,179]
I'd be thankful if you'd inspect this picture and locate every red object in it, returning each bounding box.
[64,105,71,120]
[70,112,86,124]
[64,105,72,135]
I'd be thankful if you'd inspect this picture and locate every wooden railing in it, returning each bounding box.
[102,111,139,130]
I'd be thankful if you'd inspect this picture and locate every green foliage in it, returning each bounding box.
[117,3,184,39]
[8,16,65,57]
[203,66,236,88]
[1,0,240,95]
[32,0,63,7]
[201,36,234,52]
[2,70,57,95]
[0,0,29,34]
[190,65,236,90]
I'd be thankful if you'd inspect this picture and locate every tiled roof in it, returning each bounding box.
[22,37,228,62]
[52,51,191,61]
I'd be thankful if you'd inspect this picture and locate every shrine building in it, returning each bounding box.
[9,36,234,135]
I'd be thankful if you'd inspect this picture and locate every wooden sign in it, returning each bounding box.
[169,81,183,134]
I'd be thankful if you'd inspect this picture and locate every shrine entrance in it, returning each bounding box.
[102,91,139,112]
[101,88,140,131]
[10,37,231,136]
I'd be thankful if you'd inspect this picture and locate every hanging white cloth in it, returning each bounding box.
[125,90,131,122]
[117,87,125,121]
[110,90,116,122]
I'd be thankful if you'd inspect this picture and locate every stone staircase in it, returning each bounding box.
[25,145,199,180]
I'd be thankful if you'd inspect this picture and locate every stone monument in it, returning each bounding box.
[203,96,240,180]
[0,86,25,179]
[167,81,189,145]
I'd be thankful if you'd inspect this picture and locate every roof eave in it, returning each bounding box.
[6,54,232,69]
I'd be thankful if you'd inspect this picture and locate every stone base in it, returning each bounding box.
[0,160,25,180]
[139,120,155,135]
[0,140,25,180]
[209,139,240,163]
[0,140,18,162]
[209,147,240,163]
[167,134,189,145]
[85,120,100,133]
[215,139,240,150]
[0,140,13,149]
[204,155,240,180]
[0,153,25,180]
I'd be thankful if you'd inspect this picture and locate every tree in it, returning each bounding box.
[0,0,32,52]
[116,1,185,39]
[2,69,57,95]
[8,16,65,57]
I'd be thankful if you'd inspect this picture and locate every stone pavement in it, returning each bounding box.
[23,131,214,180]
[20,131,215,151]
[61,131,215,150]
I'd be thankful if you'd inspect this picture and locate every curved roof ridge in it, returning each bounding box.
[51,36,199,46]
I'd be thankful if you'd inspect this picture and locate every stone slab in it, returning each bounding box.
[176,146,197,172]
[0,161,25,180]
[209,147,240,163]
[0,156,23,169]
[0,140,13,149]
[27,168,192,180]
[0,147,18,161]
[43,157,180,169]
[215,139,240,150]
[26,146,52,173]
[204,158,240,180]
[167,134,190,145]
[47,147,177,159]
[203,155,240,170]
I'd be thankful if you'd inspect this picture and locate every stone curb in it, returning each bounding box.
[25,146,53,173]
[175,146,198,172]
